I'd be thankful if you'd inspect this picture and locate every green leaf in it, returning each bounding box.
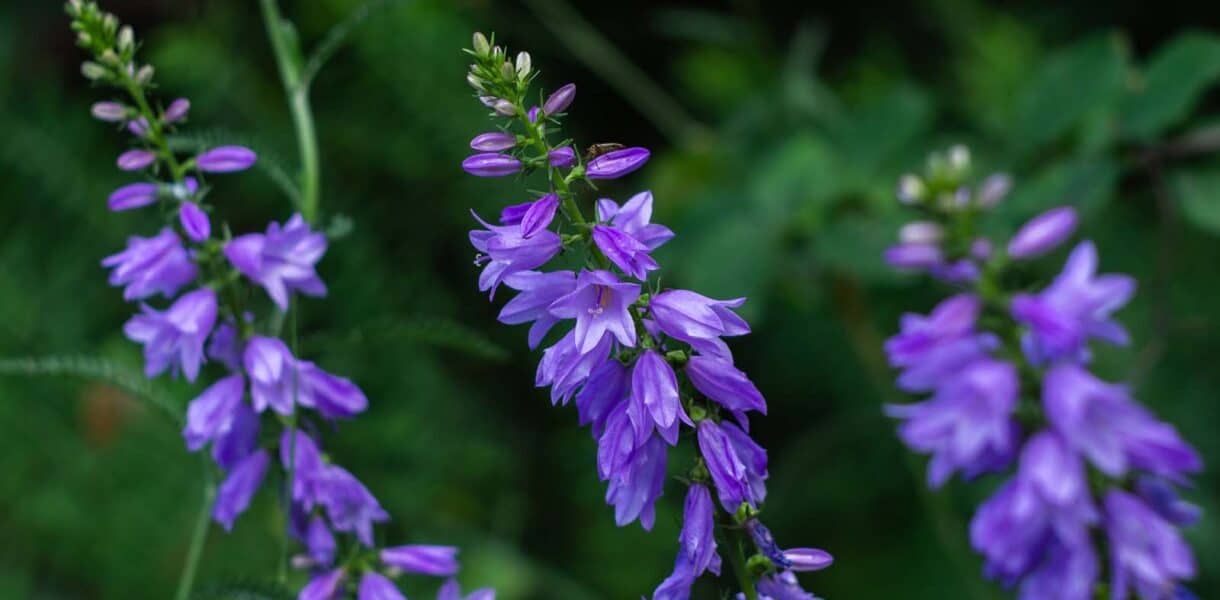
[0,355,182,424]
[1009,34,1128,153]
[1122,32,1220,140]
[1171,167,1220,234]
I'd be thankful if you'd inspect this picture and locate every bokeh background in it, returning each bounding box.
[1,1,1218,598]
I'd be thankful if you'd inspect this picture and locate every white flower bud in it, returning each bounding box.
[472,32,491,56]
[117,26,134,53]
[947,144,970,172]
[896,174,925,205]
[899,221,944,245]
[515,51,532,77]
[135,64,155,85]
[80,61,108,81]
[493,99,516,117]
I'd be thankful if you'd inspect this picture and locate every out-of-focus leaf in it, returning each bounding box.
[1009,34,1128,153]
[830,84,934,171]
[0,355,182,424]
[1122,32,1220,141]
[300,0,402,89]
[814,212,910,284]
[985,157,1120,233]
[1171,168,1220,234]
[315,316,509,361]
[192,580,294,600]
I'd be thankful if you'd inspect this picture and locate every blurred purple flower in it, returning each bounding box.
[123,287,217,381]
[212,449,269,530]
[225,213,328,311]
[116,149,156,171]
[179,201,210,242]
[102,227,197,300]
[195,146,257,173]
[108,182,159,211]
[1008,207,1078,259]
[380,544,459,576]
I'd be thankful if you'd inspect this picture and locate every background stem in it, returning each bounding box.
[174,465,216,600]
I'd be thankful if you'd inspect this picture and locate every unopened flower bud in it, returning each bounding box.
[543,83,576,115]
[103,14,118,36]
[81,61,108,81]
[515,51,532,77]
[896,174,925,205]
[478,95,498,108]
[499,60,515,80]
[977,173,1012,208]
[947,144,970,172]
[466,73,486,92]
[461,153,521,177]
[470,132,516,152]
[164,98,190,123]
[586,147,650,179]
[135,64,155,85]
[899,221,943,245]
[117,25,134,53]
[492,99,516,117]
[91,101,127,122]
[99,49,121,67]
[76,32,92,47]
[884,243,942,270]
[116,149,156,171]
[472,32,491,56]
[1008,206,1078,259]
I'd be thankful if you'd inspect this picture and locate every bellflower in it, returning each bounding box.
[1135,476,1202,527]
[462,153,521,177]
[358,572,405,600]
[195,145,257,173]
[536,330,613,404]
[206,319,243,371]
[596,191,675,250]
[123,287,217,381]
[470,131,516,151]
[213,449,270,530]
[542,83,576,115]
[547,270,640,353]
[574,358,628,437]
[499,270,576,348]
[592,224,659,280]
[102,227,198,300]
[519,193,559,238]
[1106,489,1196,599]
[1008,207,1078,259]
[469,212,562,297]
[685,356,767,416]
[380,545,460,576]
[604,433,667,530]
[548,146,576,167]
[678,484,720,577]
[179,201,210,242]
[243,335,368,418]
[587,147,650,179]
[305,515,337,567]
[884,294,997,393]
[628,349,689,445]
[212,400,259,470]
[697,420,752,511]
[311,464,390,547]
[225,213,328,311]
[300,569,345,600]
[649,290,749,344]
[107,181,159,211]
[182,373,245,451]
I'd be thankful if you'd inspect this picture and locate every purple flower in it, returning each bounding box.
[207,319,243,371]
[604,433,667,530]
[499,201,532,225]
[685,355,767,416]
[116,149,156,171]
[182,373,244,451]
[281,430,326,503]
[652,555,697,600]
[380,544,459,576]
[225,213,328,311]
[470,131,516,151]
[887,359,1019,487]
[300,569,345,600]
[755,571,820,600]
[884,243,943,270]
[526,106,541,123]
[1011,241,1135,364]
[745,519,788,567]
[462,153,521,177]
[212,449,269,530]
[243,336,368,418]
[312,464,389,546]
[212,401,259,470]
[575,358,628,437]
[1016,538,1098,600]
[547,269,641,353]
[698,419,765,511]
[543,83,576,115]
[536,330,613,404]
[358,572,405,600]
[1135,476,1202,527]
[108,182,159,211]
[306,515,336,567]
[596,191,675,250]
[123,288,217,381]
[587,147,650,179]
[720,422,768,506]
[179,201,210,242]
[469,212,562,298]
[650,291,748,342]
[885,294,997,393]
[101,227,198,300]
[1106,489,1196,599]
[978,173,1013,208]
[437,579,496,600]
[1008,207,1078,259]
[592,225,658,280]
[164,98,191,123]
[126,117,149,138]
[195,145,257,173]
[91,101,127,122]
[784,548,833,572]
[548,146,576,168]
[628,350,689,445]
[1043,364,1201,479]
[679,484,720,577]
[520,193,559,238]
[500,270,576,348]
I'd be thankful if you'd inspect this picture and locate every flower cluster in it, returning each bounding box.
[461,32,830,599]
[883,146,1203,599]
[68,2,489,598]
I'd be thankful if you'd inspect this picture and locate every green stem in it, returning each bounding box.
[259,0,321,223]
[174,465,216,600]
[725,525,758,600]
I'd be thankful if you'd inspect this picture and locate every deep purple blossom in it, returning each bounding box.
[380,544,459,576]
[520,193,559,238]
[536,329,613,404]
[225,213,328,311]
[697,419,766,511]
[1008,207,1078,259]
[182,374,244,451]
[179,201,210,242]
[628,349,689,445]
[358,572,405,600]
[212,400,259,470]
[306,515,336,567]
[604,433,667,530]
[592,224,658,280]
[462,153,521,177]
[437,579,496,600]
[548,146,576,167]
[195,145,257,172]
[652,555,697,600]
[575,358,628,437]
[470,131,516,151]
[887,359,1019,487]
[311,464,389,546]
[784,548,833,572]
[164,97,190,123]
[596,191,675,250]
[1135,476,1202,527]
[91,101,126,122]
[108,182,159,211]
[1106,489,1196,599]
[469,212,562,297]
[117,149,156,171]
[499,270,576,348]
[543,83,576,115]
[1043,364,1201,479]
[498,201,532,225]
[679,484,720,577]
[685,356,767,416]
[207,319,243,371]
[243,335,368,418]
[123,287,217,381]
[213,449,269,530]
[102,227,198,300]
[547,270,640,353]
[299,569,345,600]
[885,294,997,393]
[587,147,650,179]
[1011,241,1135,364]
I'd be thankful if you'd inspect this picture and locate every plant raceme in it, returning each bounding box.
[884,147,1203,600]
[67,2,491,599]
[460,33,832,600]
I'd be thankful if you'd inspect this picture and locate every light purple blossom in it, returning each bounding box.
[182,374,244,451]
[462,153,521,177]
[195,145,257,173]
[548,146,576,167]
[123,287,217,381]
[1106,489,1196,599]
[207,319,243,371]
[116,149,156,171]
[697,419,766,511]
[784,548,833,572]
[587,147,650,179]
[243,335,368,418]
[126,116,149,138]
[628,349,689,445]
[547,269,640,353]
[884,243,943,270]
[299,569,345,600]
[596,191,675,250]
[380,544,459,576]
[311,464,389,547]
[678,484,720,577]
[575,358,628,437]
[225,213,328,311]
[212,449,269,530]
[179,201,210,242]
[102,227,198,300]
[536,329,612,405]
[164,97,190,123]
[108,182,159,211]
[469,212,562,298]
[1008,206,1078,259]
[603,432,667,530]
[91,101,127,122]
[885,294,997,393]
[543,83,576,115]
[306,515,336,567]
[499,270,576,348]
[520,193,559,238]
[592,224,658,280]
[470,131,516,151]
[685,355,767,417]
[358,572,405,600]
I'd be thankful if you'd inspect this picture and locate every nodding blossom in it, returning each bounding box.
[883,147,1203,598]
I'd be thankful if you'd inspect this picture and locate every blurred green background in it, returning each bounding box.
[1,0,1218,598]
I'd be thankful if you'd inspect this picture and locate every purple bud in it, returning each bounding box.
[126,117,150,138]
[91,101,127,122]
[521,193,559,238]
[783,548,833,572]
[899,221,943,245]
[884,243,942,270]
[1008,206,1078,259]
[380,545,459,576]
[970,238,993,260]
[493,99,516,117]
[470,131,516,151]
[180,202,211,242]
[543,83,576,115]
[116,149,156,171]
[549,146,576,168]
[587,147,650,180]
[527,106,541,123]
[108,182,160,211]
[499,201,532,225]
[977,173,1012,208]
[196,146,257,173]
[164,97,191,123]
[462,153,521,177]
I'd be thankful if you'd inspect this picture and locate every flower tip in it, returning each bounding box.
[196,145,257,173]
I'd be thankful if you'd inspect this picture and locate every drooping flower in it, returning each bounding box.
[206,319,244,371]
[212,449,270,530]
[123,287,217,381]
[179,201,210,242]
[1135,476,1202,527]
[650,290,749,344]
[107,181,159,211]
[305,515,336,567]
[1043,364,1201,479]
[225,213,328,311]
[1106,489,1196,599]
[211,400,259,470]
[547,269,640,353]
[628,349,688,445]
[380,544,460,576]
[592,224,658,280]
[685,356,767,416]
[884,294,998,393]
[536,329,613,404]
[469,212,562,298]
[587,147,650,179]
[102,227,198,300]
[574,358,628,437]
[678,484,720,577]
[887,359,1019,487]
[1008,207,1078,259]
[195,145,257,172]
[604,433,667,530]
[311,464,389,547]
[1011,241,1135,364]
[299,569,345,600]
[182,374,245,451]
[243,336,368,418]
[358,572,405,600]
[697,419,765,511]
[596,191,674,250]
[499,270,576,348]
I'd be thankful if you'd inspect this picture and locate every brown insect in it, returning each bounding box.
[584,143,625,161]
